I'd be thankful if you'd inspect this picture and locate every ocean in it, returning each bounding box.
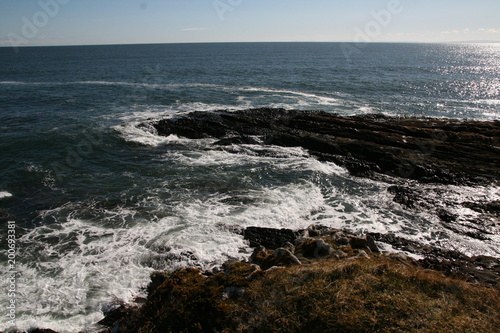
[0,42,499,332]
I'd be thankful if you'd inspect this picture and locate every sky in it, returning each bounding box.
[0,0,499,47]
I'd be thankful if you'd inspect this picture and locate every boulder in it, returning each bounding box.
[244,226,300,249]
[259,247,302,270]
[296,238,334,258]
[223,286,245,300]
[349,235,380,253]
[249,245,268,266]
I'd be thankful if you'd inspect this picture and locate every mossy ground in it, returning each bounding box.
[116,257,500,333]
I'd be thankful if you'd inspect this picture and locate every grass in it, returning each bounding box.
[118,257,500,333]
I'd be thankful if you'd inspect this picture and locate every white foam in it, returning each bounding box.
[4,169,499,332]
[240,86,340,105]
[106,84,352,125]
[165,144,348,177]
[475,99,500,105]
[357,106,375,113]
[113,122,185,147]
[1,198,252,332]
[0,191,13,199]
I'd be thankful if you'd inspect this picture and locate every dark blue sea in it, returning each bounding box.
[1,42,499,331]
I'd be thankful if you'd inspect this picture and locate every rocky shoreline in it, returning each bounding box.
[150,108,499,243]
[20,109,500,332]
[23,225,500,332]
[93,109,498,332]
[97,225,499,332]
[151,108,499,185]
[149,108,499,241]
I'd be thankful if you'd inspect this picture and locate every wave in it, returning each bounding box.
[0,80,344,104]
[3,137,499,332]
[475,99,500,105]
[0,191,12,199]
[113,122,181,147]
[0,80,375,117]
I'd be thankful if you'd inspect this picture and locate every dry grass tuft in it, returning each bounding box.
[120,258,500,332]
[229,258,500,333]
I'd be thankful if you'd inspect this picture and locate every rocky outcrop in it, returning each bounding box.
[244,225,499,286]
[150,108,499,246]
[97,226,500,332]
[151,108,499,185]
[243,226,301,249]
[370,232,500,286]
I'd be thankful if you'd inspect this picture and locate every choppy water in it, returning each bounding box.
[0,42,499,332]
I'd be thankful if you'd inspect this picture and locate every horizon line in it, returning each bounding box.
[2,40,500,49]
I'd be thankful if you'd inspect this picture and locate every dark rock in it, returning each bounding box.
[214,135,261,145]
[251,246,302,270]
[249,245,268,266]
[262,248,302,270]
[388,185,420,208]
[464,201,500,216]
[370,233,500,286]
[304,224,331,237]
[437,208,458,223]
[29,329,60,333]
[244,226,301,249]
[223,286,245,300]
[97,304,135,328]
[349,235,380,253]
[296,238,333,258]
[419,257,500,286]
[150,108,500,185]
[331,231,350,246]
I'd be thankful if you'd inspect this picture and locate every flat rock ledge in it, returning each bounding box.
[150,108,499,185]
[149,108,499,242]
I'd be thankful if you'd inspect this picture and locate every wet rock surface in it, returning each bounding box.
[151,108,499,247]
[243,226,302,249]
[152,108,499,185]
[387,184,499,241]
[370,232,500,286]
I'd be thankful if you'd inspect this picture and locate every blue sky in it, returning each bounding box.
[1,0,499,47]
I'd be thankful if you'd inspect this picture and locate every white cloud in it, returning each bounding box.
[475,28,500,33]
[440,28,500,35]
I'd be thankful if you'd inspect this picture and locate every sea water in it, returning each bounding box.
[0,42,499,332]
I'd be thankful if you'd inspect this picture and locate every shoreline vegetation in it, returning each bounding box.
[97,225,500,333]
[23,109,499,333]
